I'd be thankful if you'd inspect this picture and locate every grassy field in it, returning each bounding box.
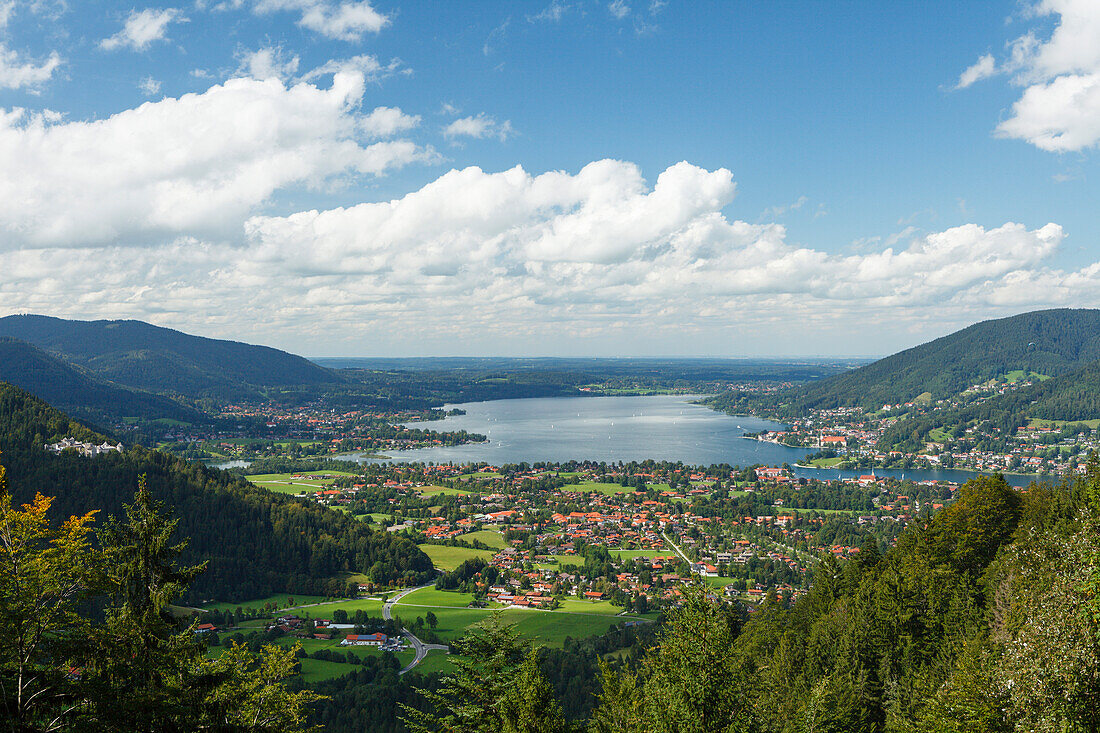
[276,637,414,682]
[1004,370,1052,383]
[460,530,506,549]
[1028,417,1100,429]
[272,597,385,618]
[245,472,357,494]
[927,427,953,443]
[395,587,481,608]
[552,598,626,615]
[703,575,737,589]
[201,594,326,613]
[506,610,626,646]
[411,650,456,675]
[418,485,471,497]
[570,480,673,494]
[609,549,675,561]
[806,456,844,468]
[418,544,497,571]
[391,588,654,648]
[573,480,634,494]
[539,555,585,568]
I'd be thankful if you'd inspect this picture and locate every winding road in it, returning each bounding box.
[383,584,451,675]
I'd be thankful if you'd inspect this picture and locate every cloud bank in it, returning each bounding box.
[0,154,1083,353]
[0,71,433,248]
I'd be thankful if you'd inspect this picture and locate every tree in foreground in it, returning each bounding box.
[0,459,103,731]
[589,584,755,733]
[0,463,322,732]
[401,613,568,733]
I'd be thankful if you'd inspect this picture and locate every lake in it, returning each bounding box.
[336,394,803,466]
[327,394,1042,487]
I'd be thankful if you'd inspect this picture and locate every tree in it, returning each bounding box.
[88,475,209,729]
[588,658,643,733]
[635,585,753,733]
[197,642,323,731]
[84,476,324,731]
[0,461,104,731]
[401,614,567,733]
[426,611,438,629]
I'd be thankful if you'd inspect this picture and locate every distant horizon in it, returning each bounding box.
[308,354,883,362]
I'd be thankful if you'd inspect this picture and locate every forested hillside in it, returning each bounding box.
[0,338,202,425]
[721,308,1100,415]
[0,314,340,398]
[0,381,434,601]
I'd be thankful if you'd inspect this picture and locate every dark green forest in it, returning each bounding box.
[709,308,1100,418]
[0,381,434,602]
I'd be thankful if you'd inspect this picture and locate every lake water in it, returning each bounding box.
[327,394,1042,487]
[336,394,804,466]
[201,394,1043,488]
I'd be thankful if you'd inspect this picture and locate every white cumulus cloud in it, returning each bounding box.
[443,113,514,142]
[956,53,997,89]
[138,76,162,96]
[0,159,1087,354]
[253,0,389,41]
[100,8,186,52]
[0,71,434,248]
[0,44,61,89]
[360,106,419,138]
[236,46,300,81]
[962,0,1100,151]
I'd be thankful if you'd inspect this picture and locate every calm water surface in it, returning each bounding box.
[205,395,1041,487]
[328,394,1041,487]
[338,394,803,466]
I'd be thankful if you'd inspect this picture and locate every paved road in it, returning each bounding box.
[662,532,692,565]
[383,584,450,675]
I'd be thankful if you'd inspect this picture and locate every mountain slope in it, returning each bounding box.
[0,381,435,601]
[770,308,1100,412]
[0,314,340,398]
[0,338,201,424]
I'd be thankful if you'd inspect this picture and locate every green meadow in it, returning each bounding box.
[201,594,326,613]
[460,529,506,549]
[245,471,357,494]
[418,544,497,571]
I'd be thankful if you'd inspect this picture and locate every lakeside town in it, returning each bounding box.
[246,460,956,613]
[737,373,1096,477]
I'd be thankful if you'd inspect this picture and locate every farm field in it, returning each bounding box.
[394,587,482,608]
[418,484,472,497]
[805,456,844,468]
[418,544,496,571]
[410,650,456,675]
[288,597,386,617]
[390,588,654,647]
[460,529,506,549]
[539,555,585,569]
[245,471,357,494]
[201,594,325,613]
[608,549,674,560]
[573,481,634,494]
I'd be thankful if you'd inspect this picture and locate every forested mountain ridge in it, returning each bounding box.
[0,381,434,601]
[710,308,1100,417]
[0,337,203,425]
[0,314,341,399]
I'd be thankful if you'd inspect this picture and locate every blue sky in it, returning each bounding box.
[1,0,1098,357]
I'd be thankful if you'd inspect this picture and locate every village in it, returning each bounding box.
[258,459,960,613]
[747,374,1100,476]
[154,402,485,462]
